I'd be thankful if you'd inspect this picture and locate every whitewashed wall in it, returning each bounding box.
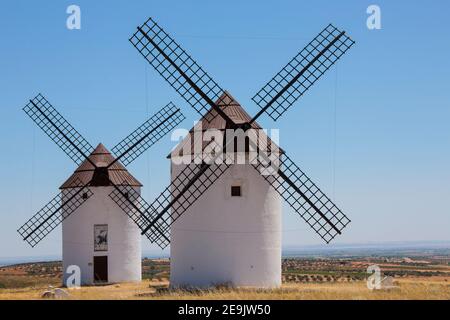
[62,186,142,285]
[170,162,282,288]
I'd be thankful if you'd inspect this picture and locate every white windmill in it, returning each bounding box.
[18,94,184,285]
[60,143,143,284]
[168,92,283,287]
[123,18,355,288]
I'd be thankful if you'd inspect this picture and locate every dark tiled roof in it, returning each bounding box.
[169,91,282,158]
[60,143,142,189]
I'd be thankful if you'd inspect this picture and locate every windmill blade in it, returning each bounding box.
[251,24,355,122]
[139,140,232,244]
[108,184,171,249]
[17,178,92,247]
[110,102,185,167]
[23,94,95,165]
[129,18,232,123]
[251,149,350,243]
[139,127,263,244]
[142,163,232,245]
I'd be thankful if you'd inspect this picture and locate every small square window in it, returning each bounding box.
[231,186,241,197]
[82,193,88,200]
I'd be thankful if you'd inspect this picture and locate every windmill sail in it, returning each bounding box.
[130,18,232,123]
[19,93,183,248]
[141,162,231,246]
[128,18,353,245]
[17,179,92,247]
[251,149,350,243]
[108,184,171,249]
[139,136,231,247]
[23,94,94,165]
[111,102,185,167]
[252,24,355,121]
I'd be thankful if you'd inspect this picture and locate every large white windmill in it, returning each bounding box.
[169,92,283,287]
[18,95,184,285]
[120,18,355,288]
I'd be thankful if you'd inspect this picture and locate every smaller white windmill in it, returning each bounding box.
[18,94,184,285]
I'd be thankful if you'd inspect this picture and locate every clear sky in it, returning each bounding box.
[0,0,449,259]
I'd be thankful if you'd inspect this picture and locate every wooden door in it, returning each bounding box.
[93,256,108,283]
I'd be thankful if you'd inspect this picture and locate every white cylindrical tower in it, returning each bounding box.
[60,144,142,285]
[170,164,282,288]
[169,92,282,288]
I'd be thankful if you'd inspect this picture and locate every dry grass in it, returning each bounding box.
[0,275,60,290]
[0,277,449,300]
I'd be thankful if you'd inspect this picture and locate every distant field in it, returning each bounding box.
[1,254,449,300]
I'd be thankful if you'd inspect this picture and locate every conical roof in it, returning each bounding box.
[169,91,282,158]
[60,143,142,189]
[198,91,259,130]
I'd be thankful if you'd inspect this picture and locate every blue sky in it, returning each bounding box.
[0,0,449,258]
